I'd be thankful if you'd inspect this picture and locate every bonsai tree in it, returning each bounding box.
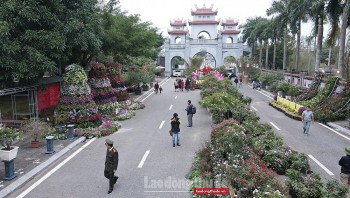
[0,125,21,150]
[21,120,50,142]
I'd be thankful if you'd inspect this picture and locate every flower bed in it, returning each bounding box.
[189,72,347,197]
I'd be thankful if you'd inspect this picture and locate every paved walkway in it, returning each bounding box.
[0,76,168,197]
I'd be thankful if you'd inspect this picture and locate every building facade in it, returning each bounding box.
[164,4,249,76]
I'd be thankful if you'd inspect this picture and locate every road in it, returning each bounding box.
[239,84,348,181]
[8,78,212,198]
[8,79,348,198]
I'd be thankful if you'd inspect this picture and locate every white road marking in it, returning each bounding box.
[175,96,177,99]
[169,105,173,110]
[159,120,165,129]
[308,155,334,176]
[251,106,258,111]
[269,122,281,130]
[141,92,154,102]
[138,150,150,168]
[160,77,171,86]
[16,138,97,198]
[256,89,273,99]
[319,123,350,141]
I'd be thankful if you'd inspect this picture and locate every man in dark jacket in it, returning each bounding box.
[185,100,193,127]
[170,113,180,147]
[339,146,350,196]
[104,139,119,194]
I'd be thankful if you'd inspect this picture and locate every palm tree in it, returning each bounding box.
[252,18,269,68]
[309,0,325,73]
[267,0,290,71]
[288,0,311,72]
[338,0,350,78]
[326,0,350,78]
[241,17,263,61]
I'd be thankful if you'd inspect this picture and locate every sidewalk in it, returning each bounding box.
[0,76,169,197]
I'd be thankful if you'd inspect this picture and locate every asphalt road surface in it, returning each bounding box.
[239,84,348,182]
[8,78,212,198]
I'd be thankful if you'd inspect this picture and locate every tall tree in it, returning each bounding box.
[0,0,102,84]
[288,0,310,72]
[267,0,290,70]
[310,0,325,72]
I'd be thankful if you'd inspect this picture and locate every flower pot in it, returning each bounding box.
[31,141,40,148]
[0,146,19,161]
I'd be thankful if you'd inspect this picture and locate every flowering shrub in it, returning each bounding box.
[212,70,224,80]
[116,91,129,101]
[229,155,288,197]
[60,94,94,105]
[62,83,91,96]
[298,106,307,115]
[63,64,88,85]
[262,146,293,175]
[89,77,112,88]
[98,101,120,115]
[55,64,100,125]
[89,61,107,78]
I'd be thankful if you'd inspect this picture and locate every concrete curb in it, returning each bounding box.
[327,122,350,135]
[0,136,86,198]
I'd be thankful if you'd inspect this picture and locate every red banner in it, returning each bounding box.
[37,83,60,111]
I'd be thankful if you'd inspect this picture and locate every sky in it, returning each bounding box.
[118,0,317,38]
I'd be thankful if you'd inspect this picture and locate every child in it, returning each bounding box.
[159,86,163,93]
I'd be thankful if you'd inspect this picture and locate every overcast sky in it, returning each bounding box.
[118,0,319,38]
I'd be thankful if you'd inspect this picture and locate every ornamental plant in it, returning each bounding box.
[0,126,21,150]
[54,64,101,124]
[301,76,338,108]
[88,62,119,115]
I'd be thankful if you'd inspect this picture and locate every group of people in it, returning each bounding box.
[153,82,162,94]
[170,100,195,147]
[233,77,243,88]
[174,77,191,92]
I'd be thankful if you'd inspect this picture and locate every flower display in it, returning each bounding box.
[54,64,101,124]
[212,70,224,80]
[88,62,120,115]
[89,78,112,89]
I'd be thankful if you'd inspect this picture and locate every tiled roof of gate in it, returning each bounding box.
[167,30,188,34]
[188,20,220,25]
[221,30,241,34]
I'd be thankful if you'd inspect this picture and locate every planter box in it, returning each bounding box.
[0,146,19,161]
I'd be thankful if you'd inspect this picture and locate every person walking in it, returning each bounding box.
[339,146,350,197]
[180,79,185,92]
[239,77,243,88]
[159,86,163,93]
[185,78,190,92]
[234,77,239,87]
[185,100,194,127]
[154,82,159,94]
[174,78,179,92]
[104,139,119,194]
[170,113,180,147]
[301,106,314,135]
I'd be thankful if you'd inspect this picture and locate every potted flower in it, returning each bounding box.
[21,120,50,148]
[0,125,21,161]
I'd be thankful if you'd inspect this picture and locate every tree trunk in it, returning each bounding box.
[315,15,323,72]
[259,42,263,68]
[273,41,276,70]
[338,0,350,78]
[295,19,301,72]
[265,40,269,69]
[283,27,288,71]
